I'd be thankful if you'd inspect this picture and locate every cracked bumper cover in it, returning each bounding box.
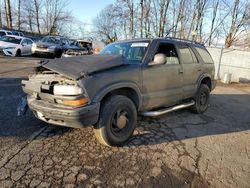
[28,97,100,128]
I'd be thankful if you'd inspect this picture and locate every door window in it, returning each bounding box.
[155,43,179,65]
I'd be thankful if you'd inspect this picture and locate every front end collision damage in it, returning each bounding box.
[21,65,100,128]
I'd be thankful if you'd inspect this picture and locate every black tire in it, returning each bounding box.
[15,49,21,57]
[55,49,62,58]
[192,84,210,114]
[94,95,137,147]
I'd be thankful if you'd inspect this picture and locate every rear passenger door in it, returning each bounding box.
[142,41,183,109]
[177,43,201,99]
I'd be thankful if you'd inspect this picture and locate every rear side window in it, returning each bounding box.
[195,47,213,64]
[178,44,194,64]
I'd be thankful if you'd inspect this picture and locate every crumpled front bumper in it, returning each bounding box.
[28,97,100,128]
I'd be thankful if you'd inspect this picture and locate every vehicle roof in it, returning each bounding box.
[5,35,32,40]
[113,37,204,47]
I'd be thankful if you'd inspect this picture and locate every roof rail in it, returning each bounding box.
[164,36,204,46]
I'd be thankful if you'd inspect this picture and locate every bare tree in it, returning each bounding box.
[143,0,152,37]
[207,0,219,45]
[123,0,134,38]
[224,0,250,48]
[34,0,42,34]
[4,0,12,29]
[140,0,144,37]
[93,5,119,43]
[0,2,2,28]
[17,0,21,30]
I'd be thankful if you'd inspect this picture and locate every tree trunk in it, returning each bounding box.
[17,0,21,30]
[34,0,41,34]
[140,0,144,38]
[208,0,219,46]
[0,2,2,28]
[5,0,12,29]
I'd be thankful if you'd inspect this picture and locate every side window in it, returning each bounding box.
[189,48,198,63]
[195,47,214,64]
[21,39,28,45]
[178,44,194,64]
[156,43,179,65]
[27,39,33,45]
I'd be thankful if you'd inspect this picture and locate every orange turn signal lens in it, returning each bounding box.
[63,98,88,106]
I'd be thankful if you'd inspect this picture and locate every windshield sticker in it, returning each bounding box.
[131,43,148,47]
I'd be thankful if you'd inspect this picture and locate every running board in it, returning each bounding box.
[142,100,195,117]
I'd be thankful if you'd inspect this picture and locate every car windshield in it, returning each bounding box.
[99,41,149,64]
[0,36,21,44]
[41,37,60,44]
[0,32,6,37]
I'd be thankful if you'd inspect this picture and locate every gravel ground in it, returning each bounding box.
[0,57,249,188]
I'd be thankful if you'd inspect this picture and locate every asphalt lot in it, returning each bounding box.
[0,57,249,188]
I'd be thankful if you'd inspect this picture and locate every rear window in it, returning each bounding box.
[195,47,213,64]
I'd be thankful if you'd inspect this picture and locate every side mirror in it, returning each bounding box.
[22,42,27,46]
[148,53,166,66]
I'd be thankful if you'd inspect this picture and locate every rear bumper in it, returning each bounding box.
[28,97,100,128]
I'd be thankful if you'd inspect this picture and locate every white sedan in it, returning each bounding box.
[0,35,34,57]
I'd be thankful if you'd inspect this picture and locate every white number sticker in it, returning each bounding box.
[131,43,149,47]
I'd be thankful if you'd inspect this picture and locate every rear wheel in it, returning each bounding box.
[192,84,210,113]
[94,95,137,147]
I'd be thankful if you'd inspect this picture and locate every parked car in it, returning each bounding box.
[0,30,13,37]
[32,36,70,58]
[21,37,216,146]
[62,40,89,57]
[11,31,24,37]
[0,35,33,56]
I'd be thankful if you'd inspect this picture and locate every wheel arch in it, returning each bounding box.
[92,82,143,110]
[197,74,212,91]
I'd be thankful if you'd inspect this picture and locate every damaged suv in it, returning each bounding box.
[22,38,216,146]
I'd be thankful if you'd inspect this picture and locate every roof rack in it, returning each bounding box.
[164,36,204,46]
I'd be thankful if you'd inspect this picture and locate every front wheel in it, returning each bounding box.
[192,84,210,113]
[94,95,137,147]
[15,49,21,57]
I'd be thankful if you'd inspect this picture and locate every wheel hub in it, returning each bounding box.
[117,115,127,129]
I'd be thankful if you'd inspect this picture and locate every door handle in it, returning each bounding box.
[179,69,183,74]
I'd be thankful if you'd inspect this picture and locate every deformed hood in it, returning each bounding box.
[42,55,126,80]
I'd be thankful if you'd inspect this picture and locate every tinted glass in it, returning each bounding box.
[0,32,5,37]
[41,37,60,44]
[178,44,194,64]
[195,47,214,64]
[0,36,21,44]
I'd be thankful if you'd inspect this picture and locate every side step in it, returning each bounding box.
[142,100,195,117]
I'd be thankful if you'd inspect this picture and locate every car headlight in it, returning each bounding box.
[4,47,16,50]
[53,85,83,95]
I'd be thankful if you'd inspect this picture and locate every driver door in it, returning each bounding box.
[142,41,183,110]
[20,39,30,55]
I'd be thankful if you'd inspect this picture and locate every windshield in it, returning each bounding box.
[99,41,149,64]
[0,36,21,44]
[0,32,6,37]
[41,37,60,44]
